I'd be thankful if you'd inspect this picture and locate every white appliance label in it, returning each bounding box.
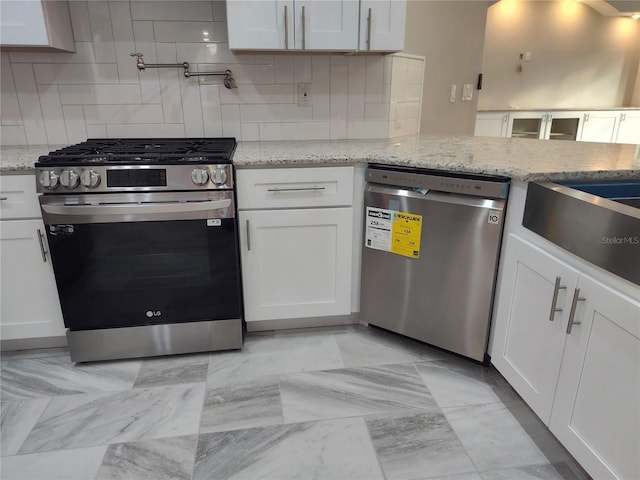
[207,219,222,227]
[488,210,500,225]
[365,207,392,251]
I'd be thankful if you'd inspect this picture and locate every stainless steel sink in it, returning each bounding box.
[523,181,640,285]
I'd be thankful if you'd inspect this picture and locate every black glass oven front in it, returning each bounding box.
[46,215,241,331]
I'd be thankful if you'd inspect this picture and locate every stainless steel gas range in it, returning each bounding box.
[35,138,243,362]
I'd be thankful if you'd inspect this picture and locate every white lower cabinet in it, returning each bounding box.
[578,111,618,143]
[239,208,353,321]
[615,111,640,144]
[236,166,354,326]
[492,234,640,480]
[0,219,65,340]
[474,112,509,138]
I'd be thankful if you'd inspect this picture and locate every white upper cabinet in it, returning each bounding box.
[359,0,406,51]
[0,1,75,52]
[227,0,404,51]
[295,0,358,51]
[226,0,293,50]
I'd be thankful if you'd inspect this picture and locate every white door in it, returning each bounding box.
[615,111,640,144]
[578,111,618,143]
[474,113,509,138]
[0,219,65,340]
[239,207,353,321]
[226,0,294,50]
[491,235,580,424]
[550,275,640,480]
[359,0,406,51]
[294,0,358,50]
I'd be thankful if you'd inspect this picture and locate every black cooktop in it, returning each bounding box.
[36,138,237,165]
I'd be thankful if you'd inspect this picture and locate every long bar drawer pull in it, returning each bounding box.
[566,288,585,334]
[284,5,289,49]
[267,186,326,193]
[0,196,8,201]
[246,219,251,251]
[549,276,566,321]
[37,228,48,262]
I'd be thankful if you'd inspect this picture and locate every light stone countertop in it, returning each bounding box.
[2,135,639,182]
[233,135,640,182]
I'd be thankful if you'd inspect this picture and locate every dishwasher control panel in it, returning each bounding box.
[366,165,510,199]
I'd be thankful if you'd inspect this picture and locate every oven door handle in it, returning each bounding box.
[41,198,233,224]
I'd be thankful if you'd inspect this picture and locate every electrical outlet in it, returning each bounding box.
[298,83,311,106]
[462,84,473,102]
[450,84,456,103]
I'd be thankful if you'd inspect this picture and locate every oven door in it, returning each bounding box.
[40,191,242,331]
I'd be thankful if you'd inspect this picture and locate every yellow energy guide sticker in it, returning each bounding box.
[391,211,422,258]
[365,207,422,259]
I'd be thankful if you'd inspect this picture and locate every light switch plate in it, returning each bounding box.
[462,84,473,102]
[450,84,456,103]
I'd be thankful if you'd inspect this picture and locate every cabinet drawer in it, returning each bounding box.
[237,166,354,209]
[0,175,41,220]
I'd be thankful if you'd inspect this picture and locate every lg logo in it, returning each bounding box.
[146,310,162,318]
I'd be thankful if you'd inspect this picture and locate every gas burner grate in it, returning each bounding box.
[36,138,237,165]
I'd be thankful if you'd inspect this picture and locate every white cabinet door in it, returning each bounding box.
[227,0,293,50]
[359,0,406,51]
[295,0,358,50]
[239,207,353,321]
[0,219,65,340]
[507,112,546,139]
[0,0,74,52]
[615,111,640,145]
[491,235,580,424]
[578,111,618,143]
[474,113,509,138]
[550,275,640,480]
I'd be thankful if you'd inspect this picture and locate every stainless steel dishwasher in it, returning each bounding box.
[360,164,510,362]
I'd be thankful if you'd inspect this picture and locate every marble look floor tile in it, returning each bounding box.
[0,347,69,361]
[1,397,50,456]
[280,363,438,423]
[134,353,209,388]
[365,411,477,480]
[193,417,384,480]
[207,334,344,384]
[480,463,565,480]
[444,403,549,472]
[200,376,282,434]
[96,435,198,480]
[414,360,503,408]
[415,473,483,480]
[19,383,204,454]
[0,355,141,400]
[335,326,453,368]
[0,446,107,479]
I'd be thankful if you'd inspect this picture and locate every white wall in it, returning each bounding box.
[479,0,640,109]
[403,0,490,136]
[0,1,423,146]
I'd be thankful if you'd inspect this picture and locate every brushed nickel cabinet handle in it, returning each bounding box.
[566,288,585,334]
[246,219,251,251]
[549,276,566,321]
[284,5,289,49]
[301,5,306,50]
[37,228,48,262]
[267,186,325,192]
[0,196,8,201]
[366,8,372,51]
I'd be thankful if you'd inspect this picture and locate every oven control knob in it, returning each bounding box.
[191,168,209,186]
[81,170,101,189]
[60,170,80,189]
[38,170,60,190]
[211,167,228,186]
